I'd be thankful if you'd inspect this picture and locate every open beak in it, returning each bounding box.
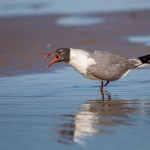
[44,53,60,67]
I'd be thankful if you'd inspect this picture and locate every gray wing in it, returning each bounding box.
[87,51,134,81]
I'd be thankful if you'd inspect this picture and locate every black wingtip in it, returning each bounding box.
[138,54,150,64]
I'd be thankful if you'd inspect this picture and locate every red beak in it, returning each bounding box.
[44,53,60,67]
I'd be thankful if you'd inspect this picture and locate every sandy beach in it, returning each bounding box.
[0,10,150,76]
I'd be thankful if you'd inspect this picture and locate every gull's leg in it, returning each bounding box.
[100,81,104,90]
[105,81,110,87]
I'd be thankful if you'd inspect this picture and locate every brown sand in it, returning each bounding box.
[0,10,150,77]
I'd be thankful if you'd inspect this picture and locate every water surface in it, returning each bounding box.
[0,67,150,150]
[0,0,150,17]
[56,16,105,26]
[128,35,150,47]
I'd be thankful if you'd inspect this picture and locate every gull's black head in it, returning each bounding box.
[55,48,70,62]
[44,48,70,67]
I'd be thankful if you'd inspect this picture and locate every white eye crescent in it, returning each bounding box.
[59,50,63,54]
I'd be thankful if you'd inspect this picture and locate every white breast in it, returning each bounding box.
[69,48,96,77]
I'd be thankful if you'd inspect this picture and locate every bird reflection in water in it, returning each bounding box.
[53,90,135,145]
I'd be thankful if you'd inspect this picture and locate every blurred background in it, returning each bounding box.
[0,1,150,150]
[0,0,150,76]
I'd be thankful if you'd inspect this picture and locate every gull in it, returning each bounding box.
[44,48,150,90]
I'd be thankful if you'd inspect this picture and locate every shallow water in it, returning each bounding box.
[56,16,105,26]
[0,0,150,17]
[0,67,150,150]
[128,35,150,47]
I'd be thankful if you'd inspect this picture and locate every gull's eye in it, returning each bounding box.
[59,50,63,54]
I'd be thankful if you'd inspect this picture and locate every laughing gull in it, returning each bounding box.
[44,48,150,90]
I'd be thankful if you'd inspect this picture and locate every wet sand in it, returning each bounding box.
[0,10,150,76]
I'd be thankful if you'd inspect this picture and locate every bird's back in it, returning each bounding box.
[86,50,134,81]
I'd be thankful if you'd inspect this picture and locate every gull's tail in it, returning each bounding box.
[130,54,150,68]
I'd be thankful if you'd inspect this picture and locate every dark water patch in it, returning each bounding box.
[2,2,52,10]
[0,1,53,17]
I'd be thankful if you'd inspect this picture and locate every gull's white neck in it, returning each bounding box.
[69,48,95,76]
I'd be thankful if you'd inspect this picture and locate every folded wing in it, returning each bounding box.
[86,51,134,81]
